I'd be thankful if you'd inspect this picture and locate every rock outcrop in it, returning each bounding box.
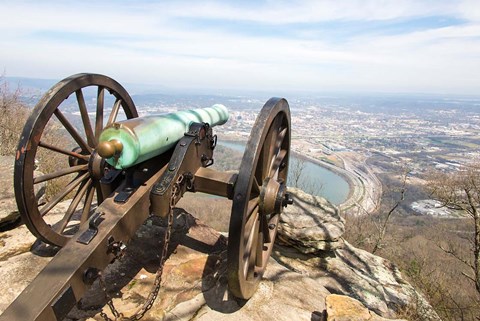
[325,294,405,321]
[2,210,407,321]
[0,156,440,320]
[278,187,345,253]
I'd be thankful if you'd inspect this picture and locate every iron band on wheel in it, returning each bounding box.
[227,97,291,299]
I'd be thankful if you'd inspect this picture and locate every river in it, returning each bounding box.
[218,141,350,205]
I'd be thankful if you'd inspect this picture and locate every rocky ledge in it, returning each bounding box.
[0,157,440,320]
[278,187,345,253]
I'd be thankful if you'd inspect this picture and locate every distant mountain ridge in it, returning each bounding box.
[6,75,480,116]
[5,75,169,96]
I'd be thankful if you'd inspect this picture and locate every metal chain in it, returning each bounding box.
[99,174,186,321]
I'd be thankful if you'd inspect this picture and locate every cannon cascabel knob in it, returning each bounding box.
[97,139,123,158]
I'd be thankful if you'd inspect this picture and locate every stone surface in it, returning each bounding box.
[273,241,441,321]
[278,187,345,253]
[326,294,406,321]
[65,211,332,321]
[0,159,439,320]
[0,207,422,321]
[0,198,69,313]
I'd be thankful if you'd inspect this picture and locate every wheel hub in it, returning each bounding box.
[88,150,106,180]
[68,147,88,167]
[260,177,289,215]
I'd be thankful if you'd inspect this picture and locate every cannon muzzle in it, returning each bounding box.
[98,104,229,169]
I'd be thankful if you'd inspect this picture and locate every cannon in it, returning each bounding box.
[1,73,291,320]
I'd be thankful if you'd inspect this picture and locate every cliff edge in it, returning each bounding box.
[0,157,439,320]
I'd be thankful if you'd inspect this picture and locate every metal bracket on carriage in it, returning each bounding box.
[150,122,213,217]
[76,211,105,245]
[106,236,127,261]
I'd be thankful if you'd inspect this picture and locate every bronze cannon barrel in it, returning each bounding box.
[98,104,229,169]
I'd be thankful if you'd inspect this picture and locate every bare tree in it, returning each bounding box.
[0,76,75,200]
[289,157,324,195]
[290,157,306,188]
[371,167,409,254]
[0,75,30,155]
[344,165,409,254]
[427,163,480,297]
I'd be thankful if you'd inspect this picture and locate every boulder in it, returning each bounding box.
[277,187,345,253]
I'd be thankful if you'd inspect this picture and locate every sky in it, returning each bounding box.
[1,0,480,95]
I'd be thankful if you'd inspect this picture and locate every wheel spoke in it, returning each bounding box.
[267,215,280,244]
[247,218,260,278]
[272,127,288,158]
[244,199,259,240]
[247,197,259,219]
[80,184,95,223]
[256,222,264,269]
[244,216,259,278]
[95,86,105,145]
[38,141,89,160]
[261,115,282,181]
[53,178,91,233]
[76,89,95,148]
[33,164,88,184]
[269,149,287,177]
[107,98,122,125]
[262,214,271,244]
[252,176,261,197]
[39,172,90,217]
[54,108,92,153]
[255,147,265,184]
[95,182,104,204]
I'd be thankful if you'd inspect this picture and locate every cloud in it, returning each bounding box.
[0,0,479,94]
[161,0,459,24]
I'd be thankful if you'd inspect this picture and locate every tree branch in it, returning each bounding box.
[438,244,474,270]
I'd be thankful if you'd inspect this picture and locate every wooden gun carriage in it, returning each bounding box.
[0,73,292,320]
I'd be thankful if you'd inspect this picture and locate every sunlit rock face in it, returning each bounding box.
[0,161,439,320]
[277,187,345,253]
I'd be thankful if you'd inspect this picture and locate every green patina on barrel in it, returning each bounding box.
[99,104,229,169]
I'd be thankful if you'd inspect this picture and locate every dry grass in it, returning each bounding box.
[35,119,78,200]
[0,77,78,201]
[0,77,30,156]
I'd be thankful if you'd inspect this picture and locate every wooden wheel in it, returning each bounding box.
[14,73,138,247]
[227,97,291,299]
